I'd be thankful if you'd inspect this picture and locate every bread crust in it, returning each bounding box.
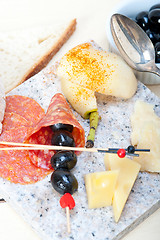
[6,19,77,93]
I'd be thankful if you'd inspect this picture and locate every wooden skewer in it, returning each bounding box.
[0,147,139,157]
[0,141,149,156]
[0,141,109,153]
[66,207,71,233]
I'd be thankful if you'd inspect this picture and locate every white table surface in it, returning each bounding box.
[0,0,160,239]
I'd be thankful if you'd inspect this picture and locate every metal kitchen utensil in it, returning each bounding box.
[110,14,160,83]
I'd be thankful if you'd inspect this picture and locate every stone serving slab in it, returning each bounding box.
[0,64,159,240]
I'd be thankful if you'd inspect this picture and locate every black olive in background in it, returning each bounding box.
[51,169,78,195]
[149,4,160,11]
[51,130,75,147]
[148,9,160,32]
[134,5,160,64]
[146,29,160,45]
[135,11,149,31]
[50,123,73,133]
[51,151,77,170]
[155,42,160,63]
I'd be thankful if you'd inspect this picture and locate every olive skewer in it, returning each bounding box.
[50,123,78,196]
[50,123,78,233]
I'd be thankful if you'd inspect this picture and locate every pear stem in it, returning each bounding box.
[86,111,99,148]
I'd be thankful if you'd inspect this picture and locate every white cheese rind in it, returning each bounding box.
[131,100,160,172]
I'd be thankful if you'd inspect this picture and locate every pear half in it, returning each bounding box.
[57,42,137,146]
[61,78,97,119]
[57,42,137,117]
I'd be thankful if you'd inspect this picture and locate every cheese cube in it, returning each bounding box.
[104,154,140,222]
[84,170,119,209]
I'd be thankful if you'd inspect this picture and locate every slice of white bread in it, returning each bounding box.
[0,19,76,93]
[0,80,6,134]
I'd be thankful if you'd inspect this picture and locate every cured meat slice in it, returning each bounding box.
[0,150,51,184]
[0,126,33,143]
[0,126,51,184]
[27,127,55,169]
[0,93,85,184]
[5,95,45,126]
[2,112,29,132]
[27,93,85,170]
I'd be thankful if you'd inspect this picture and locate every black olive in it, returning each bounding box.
[51,130,75,147]
[149,4,160,12]
[145,29,160,45]
[50,123,73,133]
[135,11,149,31]
[51,169,78,195]
[135,6,160,63]
[127,145,135,154]
[155,42,160,63]
[51,151,77,170]
[148,9,160,33]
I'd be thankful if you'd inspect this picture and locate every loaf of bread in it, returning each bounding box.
[0,19,76,93]
[0,81,6,134]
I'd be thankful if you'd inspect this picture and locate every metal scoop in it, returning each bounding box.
[110,14,160,83]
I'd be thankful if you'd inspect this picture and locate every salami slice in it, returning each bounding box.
[2,112,29,132]
[0,93,85,184]
[27,93,85,170]
[5,95,45,126]
[0,150,51,184]
[0,126,33,143]
[27,127,55,169]
[0,96,50,184]
[0,126,51,184]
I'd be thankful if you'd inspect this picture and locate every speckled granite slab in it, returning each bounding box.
[0,65,160,240]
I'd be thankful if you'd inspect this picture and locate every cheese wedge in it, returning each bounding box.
[131,100,160,172]
[104,154,140,222]
[85,170,119,209]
